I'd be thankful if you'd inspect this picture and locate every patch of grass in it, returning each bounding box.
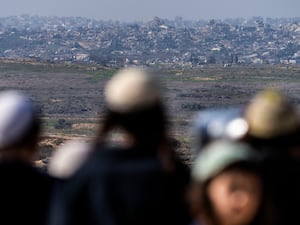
[159,65,300,83]
[88,69,116,81]
[38,144,54,159]
[42,117,98,137]
[0,59,115,77]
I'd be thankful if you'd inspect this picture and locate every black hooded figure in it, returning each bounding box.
[48,67,191,225]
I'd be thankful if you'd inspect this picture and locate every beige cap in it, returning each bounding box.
[245,88,299,139]
[104,67,161,113]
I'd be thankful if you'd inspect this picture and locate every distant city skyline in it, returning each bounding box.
[1,0,300,22]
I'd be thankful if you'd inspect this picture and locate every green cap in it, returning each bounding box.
[192,140,259,182]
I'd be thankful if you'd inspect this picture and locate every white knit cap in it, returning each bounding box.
[192,140,259,183]
[0,90,34,148]
[105,67,161,113]
[48,140,92,179]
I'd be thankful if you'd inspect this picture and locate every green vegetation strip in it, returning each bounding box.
[0,59,116,78]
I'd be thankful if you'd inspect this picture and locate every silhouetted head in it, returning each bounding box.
[0,90,41,161]
[97,67,168,151]
[244,88,300,157]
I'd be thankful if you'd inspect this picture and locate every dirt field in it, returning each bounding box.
[1,61,300,167]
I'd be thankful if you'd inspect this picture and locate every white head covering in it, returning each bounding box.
[105,67,161,113]
[0,90,35,149]
[192,140,259,183]
[48,140,92,179]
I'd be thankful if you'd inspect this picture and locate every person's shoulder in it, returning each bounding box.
[172,156,191,182]
[26,164,56,188]
[174,156,191,171]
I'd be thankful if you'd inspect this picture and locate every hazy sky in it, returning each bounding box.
[2,0,300,22]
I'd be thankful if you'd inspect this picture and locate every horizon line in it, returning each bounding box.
[1,14,300,23]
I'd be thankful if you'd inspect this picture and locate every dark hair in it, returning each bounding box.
[244,128,300,158]
[96,101,168,151]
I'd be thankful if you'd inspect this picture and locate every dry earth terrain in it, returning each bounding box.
[1,60,300,169]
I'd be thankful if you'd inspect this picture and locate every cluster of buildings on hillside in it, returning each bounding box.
[0,15,299,67]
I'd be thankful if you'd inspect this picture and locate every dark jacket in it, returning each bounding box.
[262,156,300,225]
[0,160,55,225]
[48,146,191,225]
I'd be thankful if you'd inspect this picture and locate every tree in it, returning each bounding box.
[207,55,216,64]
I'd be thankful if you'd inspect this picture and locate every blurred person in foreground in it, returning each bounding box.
[243,88,300,225]
[48,67,191,225]
[0,90,54,225]
[244,88,300,158]
[191,107,248,157]
[188,140,274,225]
[48,139,93,180]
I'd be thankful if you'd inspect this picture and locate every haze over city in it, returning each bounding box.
[1,0,299,22]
